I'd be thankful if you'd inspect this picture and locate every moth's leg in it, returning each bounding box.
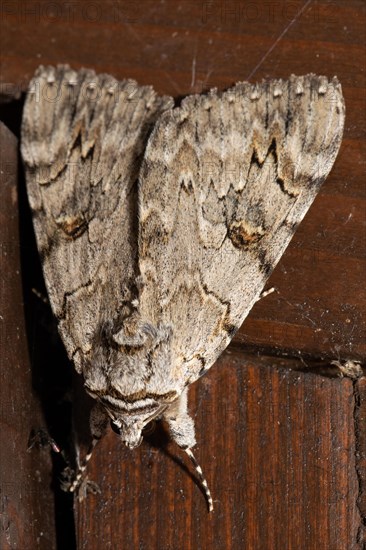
[163,388,214,512]
[31,287,49,304]
[256,286,275,302]
[69,402,109,493]
[27,428,61,453]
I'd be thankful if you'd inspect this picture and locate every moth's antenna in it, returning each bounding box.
[185,448,214,512]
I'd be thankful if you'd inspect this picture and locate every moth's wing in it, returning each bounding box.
[138,75,345,382]
[21,65,173,371]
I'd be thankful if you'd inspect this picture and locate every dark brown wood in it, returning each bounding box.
[0,0,364,360]
[355,376,366,547]
[0,1,364,548]
[76,351,360,550]
[0,122,57,549]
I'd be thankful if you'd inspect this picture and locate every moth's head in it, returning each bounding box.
[85,382,176,449]
[107,402,170,449]
[109,416,144,449]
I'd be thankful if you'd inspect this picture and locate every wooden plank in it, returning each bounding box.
[75,351,361,550]
[0,0,364,359]
[0,122,58,549]
[355,376,366,547]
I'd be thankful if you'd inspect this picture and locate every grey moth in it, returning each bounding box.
[21,65,345,512]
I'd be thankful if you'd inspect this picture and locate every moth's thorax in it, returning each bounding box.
[83,318,183,406]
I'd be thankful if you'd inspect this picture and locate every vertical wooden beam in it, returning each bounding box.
[0,122,58,549]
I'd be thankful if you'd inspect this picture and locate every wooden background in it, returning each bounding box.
[0,1,365,548]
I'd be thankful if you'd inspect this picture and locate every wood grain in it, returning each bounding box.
[355,376,366,547]
[0,1,364,548]
[75,351,360,550]
[0,0,364,360]
[0,122,57,549]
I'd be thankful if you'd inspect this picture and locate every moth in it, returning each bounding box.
[21,65,345,511]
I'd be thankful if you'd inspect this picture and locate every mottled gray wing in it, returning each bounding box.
[138,75,345,383]
[21,65,173,372]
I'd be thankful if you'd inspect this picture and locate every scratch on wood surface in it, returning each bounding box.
[191,39,197,89]
[246,0,313,80]
[125,21,181,94]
